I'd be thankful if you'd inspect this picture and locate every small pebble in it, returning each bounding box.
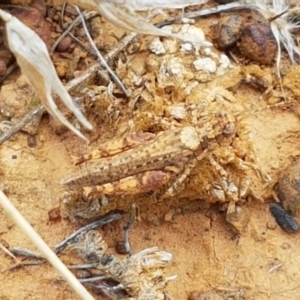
[56,36,72,52]
[48,207,62,223]
[149,37,166,55]
[267,219,278,230]
[27,135,37,148]
[115,240,130,255]
[193,58,217,73]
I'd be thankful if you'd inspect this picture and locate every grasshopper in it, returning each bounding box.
[61,111,236,221]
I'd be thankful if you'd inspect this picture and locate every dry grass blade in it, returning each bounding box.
[0,189,95,300]
[97,2,212,46]
[52,0,212,45]
[74,6,128,95]
[0,9,93,141]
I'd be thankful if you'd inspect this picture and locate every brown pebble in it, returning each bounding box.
[267,220,278,230]
[189,291,202,300]
[115,240,130,255]
[56,36,72,52]
[217,14,243,49]
[48,207,62,223]
[27,135,37,148]
[75,28,86,38]
[0,60,7,77]
[238,23,277,65]
[276,157,300,213]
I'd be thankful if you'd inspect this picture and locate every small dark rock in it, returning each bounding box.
[269,203,299,233]
[27,135,37,148]
[48,207,62,223]
[115,240,130,255]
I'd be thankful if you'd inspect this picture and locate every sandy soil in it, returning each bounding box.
[1,2,300,300]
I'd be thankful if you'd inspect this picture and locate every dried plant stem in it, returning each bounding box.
[74,6,128,95]
[0,242,22,264]
[0,189,95,300]
[51,10,99,53]
[55,210,125,253]
[0,105,44,144]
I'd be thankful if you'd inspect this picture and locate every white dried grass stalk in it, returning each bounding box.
[0,189,95,300]
[74,6,128,95]
[101,0,210,10]
[58,0,210,11]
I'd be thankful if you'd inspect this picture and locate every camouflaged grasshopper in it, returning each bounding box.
[61,112,236,221]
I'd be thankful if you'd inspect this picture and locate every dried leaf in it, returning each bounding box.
[50,0,212,45]
[50,0,209,11]
[97,2,212,46]
[0,9,93,141]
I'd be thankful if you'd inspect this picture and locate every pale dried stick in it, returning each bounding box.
[74,6,128,95]
[0,190,95,300]
[59,6,97,56]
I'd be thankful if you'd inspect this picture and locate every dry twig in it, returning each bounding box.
[74,6,128,95]
[0,189,95,300]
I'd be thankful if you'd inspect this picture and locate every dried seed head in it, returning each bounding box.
[247,0,300,71]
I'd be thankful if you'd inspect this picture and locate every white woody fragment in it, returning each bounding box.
[193,57,217,73]
[178,24,208,53]
[149,37,166,55]
[216,54,232,76]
